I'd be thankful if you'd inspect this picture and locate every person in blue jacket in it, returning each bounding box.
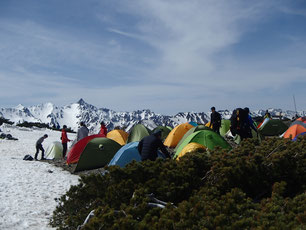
[138,129,171,161]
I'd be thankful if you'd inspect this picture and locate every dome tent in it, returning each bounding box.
[66,135,121,172]
[67,135,102,164]
[175,130,231,158]
[74,137,121,172]
[188,121,198,126]
[176,143,206,160]
[164,123,193,148]
[108,142,140,167]
[283,119,306,140]
[45,141,63,159]
[108,142,166,167]
[107,129,129,145]
[293,132,306,141]
[127,124,150,143]
[152,126,171,141]
[220,119,231,137]
[174,125,210,152]
[258,119,288,136]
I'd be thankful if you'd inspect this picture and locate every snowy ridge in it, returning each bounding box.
[0,99,305,133]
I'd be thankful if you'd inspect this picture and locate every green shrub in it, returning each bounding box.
[51,136,306,229]
[16,121,75,133]
[0,117,14,125]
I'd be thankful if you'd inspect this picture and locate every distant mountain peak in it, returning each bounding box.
[77,98,86,105]
[1,102,305,133]
[15,104,25,110]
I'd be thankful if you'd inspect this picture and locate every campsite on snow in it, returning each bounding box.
[0,101,305,229]
[2,0,306,229]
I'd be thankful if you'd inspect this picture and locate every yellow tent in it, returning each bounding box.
[205,121,211,128]
[106,129,129,145]
[164,123,193,148]
[176,142,206,160]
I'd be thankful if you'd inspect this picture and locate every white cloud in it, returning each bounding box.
[106,0,277,84]
[0,0,305,113]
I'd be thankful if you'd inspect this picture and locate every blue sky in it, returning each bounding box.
[0,0,305,114]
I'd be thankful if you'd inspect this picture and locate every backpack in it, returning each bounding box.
[230,108,248,135]
[23,155,34,161]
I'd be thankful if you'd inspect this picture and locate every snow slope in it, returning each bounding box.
[0,125,79,230]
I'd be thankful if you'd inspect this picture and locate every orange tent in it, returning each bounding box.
[164,123,193,148]
[297,117,306,122]
[106,129,129,145]
[283,124,306,139]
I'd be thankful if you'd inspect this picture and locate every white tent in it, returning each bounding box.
[45,141,63,159]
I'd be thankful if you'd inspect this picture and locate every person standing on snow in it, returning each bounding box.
[76,122,89,141]
[99,121,108,137]
[34,134,48,160]
[209,107,222,134]
[138,130,171,161]
[61,125,71,158]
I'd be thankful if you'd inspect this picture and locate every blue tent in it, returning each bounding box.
[108,142,140,167]
[108,142,165,167]
[293,132,306,141]
[189,121,198,127]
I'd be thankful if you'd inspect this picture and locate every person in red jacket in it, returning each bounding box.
[99,121,108,137]
[61,125,71,158]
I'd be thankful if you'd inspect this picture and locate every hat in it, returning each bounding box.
[153,129,162,137]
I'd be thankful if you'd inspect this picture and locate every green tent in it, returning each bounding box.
[152,126,171,141]
[174,125,211,152]
[258,119,288,136]
[127,124,150,143]
[175,130,231,158]
[45,141,63,159]
[220,119,231,137]
[75,137,121,172]
[233,129,262,144]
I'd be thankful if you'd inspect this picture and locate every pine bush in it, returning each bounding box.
[51,136,306,229]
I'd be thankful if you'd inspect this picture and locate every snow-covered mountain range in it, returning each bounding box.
[0,99,304,133]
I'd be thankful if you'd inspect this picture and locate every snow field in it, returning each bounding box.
[0,125,79,230]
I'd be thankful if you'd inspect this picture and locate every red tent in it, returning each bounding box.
[66,134,102,164]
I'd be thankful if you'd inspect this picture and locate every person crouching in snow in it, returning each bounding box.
[99,121,108,137]
[35,134,48,160]
[61,125,71,158]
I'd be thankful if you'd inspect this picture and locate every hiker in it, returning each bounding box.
[138,130,171,161]
[264,110,271,119]
[99,121,108,137]
[34,134,48,160]
[61,125,71,158]
[230,108,250,141]
[244,107,257,138]
[209,107,222,134]
[76,122,89,141]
